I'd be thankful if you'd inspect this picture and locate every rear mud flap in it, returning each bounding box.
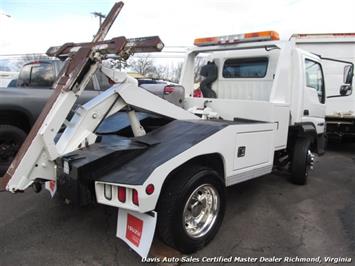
[45,180,57,197]
[117,209,157,258]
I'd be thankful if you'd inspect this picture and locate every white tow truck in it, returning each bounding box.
[2,3,352,257]
[291,33,355,140]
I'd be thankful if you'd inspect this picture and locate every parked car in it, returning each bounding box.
[138,78,185,107]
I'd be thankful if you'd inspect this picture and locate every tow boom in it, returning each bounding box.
[0,2,167,191]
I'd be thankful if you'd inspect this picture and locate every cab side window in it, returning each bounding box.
[305,59,325,103]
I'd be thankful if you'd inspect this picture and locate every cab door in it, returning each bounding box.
[302,57,326,134]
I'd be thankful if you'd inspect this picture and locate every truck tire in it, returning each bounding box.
[290,137,314,185]
[0,125,27,176]
[157,165,225,254]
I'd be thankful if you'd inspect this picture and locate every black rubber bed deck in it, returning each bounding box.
[58,119,236,186]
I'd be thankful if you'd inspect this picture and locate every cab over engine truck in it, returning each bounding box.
[2,2,350,257]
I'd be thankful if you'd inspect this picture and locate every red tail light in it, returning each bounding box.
[145,184,154,195]
[193,88,203,98]
[163,85,175,95]
[132,189,139,206]
[117,186,126,203]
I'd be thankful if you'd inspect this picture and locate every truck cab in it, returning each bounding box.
[181,31,326,156]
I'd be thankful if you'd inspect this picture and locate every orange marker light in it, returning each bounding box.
[194,31,279,47]
[244,31,279,40]
[194,37,219,46]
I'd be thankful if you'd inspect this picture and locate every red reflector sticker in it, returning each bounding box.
[45,180,57,198]
[49,180,56,192]
[126,213,143,247]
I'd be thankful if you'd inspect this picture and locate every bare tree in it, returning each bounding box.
[194,56,206,83]
[172,62,183,83]
[127,55,183,83]
[128,54,154,76]
[149,62,183,83]
[150,64,168,80]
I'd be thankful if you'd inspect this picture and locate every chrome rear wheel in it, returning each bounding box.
[183,184,220,238]
[157,166,225,254]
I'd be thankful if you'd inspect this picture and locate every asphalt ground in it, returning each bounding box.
[0,142,354,266]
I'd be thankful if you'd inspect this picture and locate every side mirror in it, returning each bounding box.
[327,63,354,99]
[343,65,353,84]
[339,84,352,96]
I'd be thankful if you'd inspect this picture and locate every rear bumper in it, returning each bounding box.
[56,135,148,206]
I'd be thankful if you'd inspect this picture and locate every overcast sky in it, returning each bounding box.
[1,0,355,55]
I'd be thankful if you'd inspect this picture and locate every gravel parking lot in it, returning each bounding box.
[0,142,354,266]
